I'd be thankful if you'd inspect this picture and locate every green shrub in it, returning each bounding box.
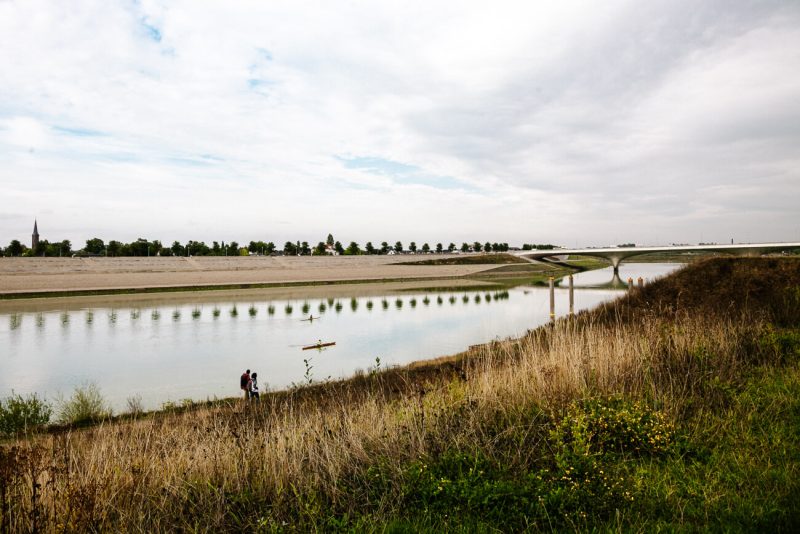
[0,392,52,436]
[57,383,112,425]
[760,327,800,363]
[552,397,676,458]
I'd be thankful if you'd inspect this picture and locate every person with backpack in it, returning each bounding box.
[240,369,251,400]
[249,372,260,400]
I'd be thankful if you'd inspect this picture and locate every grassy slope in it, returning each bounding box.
[2,258,799,532]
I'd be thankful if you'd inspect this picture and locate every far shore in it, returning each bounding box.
[0,254,558,302]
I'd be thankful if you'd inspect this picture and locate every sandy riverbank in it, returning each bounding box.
[0,255,499,295]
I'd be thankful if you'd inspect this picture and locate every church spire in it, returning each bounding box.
[32,219,39,251]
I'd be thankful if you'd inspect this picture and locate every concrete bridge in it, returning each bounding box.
[514,242,800,273]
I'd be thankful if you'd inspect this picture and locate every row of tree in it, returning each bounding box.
[2,235,517,257]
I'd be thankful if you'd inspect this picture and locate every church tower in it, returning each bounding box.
[32,220,39,251]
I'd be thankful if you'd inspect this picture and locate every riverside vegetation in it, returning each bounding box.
[1,258,799,532]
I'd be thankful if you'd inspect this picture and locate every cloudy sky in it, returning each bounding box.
[1,0,798,248]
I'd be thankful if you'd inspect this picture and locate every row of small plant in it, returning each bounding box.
[9,291,513,329]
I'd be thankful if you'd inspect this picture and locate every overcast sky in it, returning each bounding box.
[1,0,799,248]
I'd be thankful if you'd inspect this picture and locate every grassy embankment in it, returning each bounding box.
[2,258,799,532]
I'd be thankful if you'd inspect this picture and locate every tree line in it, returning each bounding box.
[1,234,527,257]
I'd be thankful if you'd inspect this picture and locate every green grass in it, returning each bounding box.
[400,253,529,266]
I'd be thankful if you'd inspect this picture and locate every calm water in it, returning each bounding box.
[1,263,680,411]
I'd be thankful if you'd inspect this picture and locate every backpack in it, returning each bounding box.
[240,373,249,388]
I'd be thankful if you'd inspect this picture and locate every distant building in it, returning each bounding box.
[32,220,39,250]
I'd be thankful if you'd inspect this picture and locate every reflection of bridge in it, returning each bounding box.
[514,242,800,274]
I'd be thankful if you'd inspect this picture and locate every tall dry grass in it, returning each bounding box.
[1,315,773,532]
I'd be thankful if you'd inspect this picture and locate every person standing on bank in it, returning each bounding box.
[240,369,251,399]
[249,372,260,400]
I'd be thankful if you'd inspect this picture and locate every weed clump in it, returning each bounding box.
[57,383,111,425]
[0,393,51,436]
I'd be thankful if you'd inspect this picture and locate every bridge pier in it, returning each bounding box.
[610,256,622,275]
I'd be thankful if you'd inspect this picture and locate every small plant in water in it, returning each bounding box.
[474,294,482,303]
[303,357,314,385]
[410,298,417,307]
[382,299,389,309]
[485,293,492,302]
[61,312,70,325]
[350,298,358,311]
[130,309,139,320]
[449,295,456,304]
[172,309,181,321]
[212,307,221,318]
[462,294,469,303]
[423,296,430,305]
[249,305,257,317]
[335,301,343,313]
[85,311,94,324]
[151,309,160,320]
[285,304,293,315]
[327,298,335,306]
[108,310,117,323]
[36,312,45,328]
[230,305,238,317]
[366,300,374,310]
[267,304,275,315]
[302,302,310,315]
[319,302,327,313]
[191,308,202,319]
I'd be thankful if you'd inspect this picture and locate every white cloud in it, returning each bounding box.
[0,0,798,247]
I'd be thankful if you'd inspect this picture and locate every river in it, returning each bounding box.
[0,262,681,411]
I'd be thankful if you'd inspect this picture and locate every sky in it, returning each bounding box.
[1,0,799,248]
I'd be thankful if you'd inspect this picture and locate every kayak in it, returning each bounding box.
[302,342,336,350]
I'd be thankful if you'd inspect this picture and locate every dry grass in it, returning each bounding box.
[1,258,798,532]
